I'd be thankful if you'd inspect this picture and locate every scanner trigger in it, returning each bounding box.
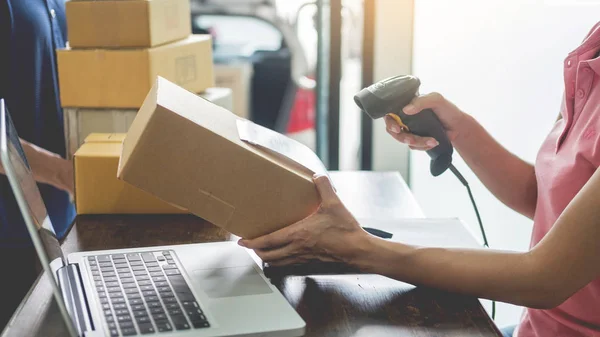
[386,113,409,132]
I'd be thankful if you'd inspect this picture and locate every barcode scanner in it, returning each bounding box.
[354,75,453,176]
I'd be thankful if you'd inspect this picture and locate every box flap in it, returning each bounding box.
[84,133,127,143]
[75,142,121,158]
[150,34,211,52]
[236,119,329,179]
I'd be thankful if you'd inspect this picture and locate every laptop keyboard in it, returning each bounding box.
[87,250,210,336]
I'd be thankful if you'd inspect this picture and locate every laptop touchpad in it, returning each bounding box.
[192,265,273,298]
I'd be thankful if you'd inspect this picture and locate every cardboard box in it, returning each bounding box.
[66,0,191,48]
[63,88,233,159]
[57,35,214,108]
[74,133,187,214]
[118,77,322,239]
[214,63,253,119]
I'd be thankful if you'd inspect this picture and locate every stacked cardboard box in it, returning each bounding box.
[214,63,253,119]
[58,0,217,214]
[58,0,215,108]
[74,133,187,215]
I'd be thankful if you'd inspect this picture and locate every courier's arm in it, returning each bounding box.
[0,138,74,195]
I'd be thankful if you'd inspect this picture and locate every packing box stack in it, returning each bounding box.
[59,0,220,214]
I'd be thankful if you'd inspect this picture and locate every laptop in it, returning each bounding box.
[0,99,305,337]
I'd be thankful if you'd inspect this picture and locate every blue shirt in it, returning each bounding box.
[0,0,75,247]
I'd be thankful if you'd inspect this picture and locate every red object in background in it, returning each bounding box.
[287,87,316,133]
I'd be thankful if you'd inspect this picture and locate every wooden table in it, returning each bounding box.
[2,171,501,337]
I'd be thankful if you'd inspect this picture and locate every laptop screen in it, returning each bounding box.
[0,100,64,264]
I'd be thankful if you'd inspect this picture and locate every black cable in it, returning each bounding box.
[448,163,495,319]
[449,164,489,248]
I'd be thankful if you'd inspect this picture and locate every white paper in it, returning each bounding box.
[358,217,484,249]
[236,119,329,178]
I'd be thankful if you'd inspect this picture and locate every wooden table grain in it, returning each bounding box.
[2,171,501,337]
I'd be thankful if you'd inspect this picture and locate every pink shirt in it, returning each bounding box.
[516,22,600,337]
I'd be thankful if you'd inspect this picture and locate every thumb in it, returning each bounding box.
[313,175,339,206]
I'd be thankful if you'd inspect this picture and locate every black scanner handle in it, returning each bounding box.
[355,75,454,176]
[392,108,453,176]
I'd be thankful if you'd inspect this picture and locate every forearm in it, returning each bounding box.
[349,166,600,310]
[354,236,556,309]
[453,115,537,218]
[21,140,64,185]
[0,139,74,194]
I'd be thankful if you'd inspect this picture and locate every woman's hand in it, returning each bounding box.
[239,175,371,267]
[385,92,468,151]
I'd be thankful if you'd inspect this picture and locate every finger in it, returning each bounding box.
[267,256,310,267]
[385,128,412,144]
[422,137,439,148]
[408,140,439,151]
[255,243,299,263]
[386,130,439,148]
[403,92,444,115]
[239,226,295,250]
[384,115,402,134]
[409,145,431,151]
[313,175,339,207]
